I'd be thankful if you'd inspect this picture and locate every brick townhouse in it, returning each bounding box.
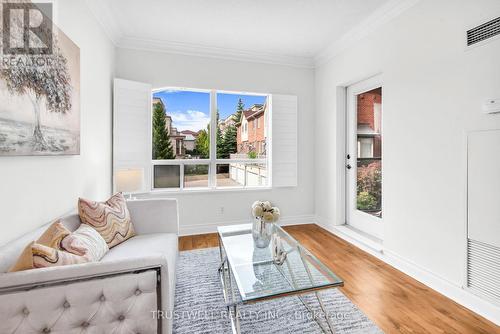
[236,103,267,156]
[357,88,382,159]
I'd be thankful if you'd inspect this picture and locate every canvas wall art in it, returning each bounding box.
[0,2,80,156]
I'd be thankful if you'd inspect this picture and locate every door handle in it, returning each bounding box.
[346,164,352,170]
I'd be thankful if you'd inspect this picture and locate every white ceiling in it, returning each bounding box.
[86,0,415,67]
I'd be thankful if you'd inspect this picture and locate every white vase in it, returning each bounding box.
[252,217,273,248]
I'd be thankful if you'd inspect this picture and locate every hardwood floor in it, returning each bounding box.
[179,224,499,334]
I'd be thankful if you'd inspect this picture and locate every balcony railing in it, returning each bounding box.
[230,153,266,159]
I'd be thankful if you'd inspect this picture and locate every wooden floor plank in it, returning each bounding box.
[178,224,499,334]
[178,235,193,251]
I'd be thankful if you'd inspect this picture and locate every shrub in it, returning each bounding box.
[357,191,378,210]
[356,161,382,210]
[184,164,209,175]
[248,151,257,159]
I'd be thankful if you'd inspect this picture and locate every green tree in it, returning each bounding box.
[235,98,244,122]
[216,110,224,158]
[152,103,175,159]
[219,125,237,158]
[194,129,209,158]
[194,111,234,158]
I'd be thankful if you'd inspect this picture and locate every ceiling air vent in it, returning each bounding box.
[467,16,500,46]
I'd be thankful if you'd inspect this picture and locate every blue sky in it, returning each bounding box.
[217,93,266,120]
[153,90,266,132]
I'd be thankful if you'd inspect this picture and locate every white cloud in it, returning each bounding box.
[167,110,210,132]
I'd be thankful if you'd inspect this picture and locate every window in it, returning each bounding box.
[358,137,374,158]
[151,88,270,191]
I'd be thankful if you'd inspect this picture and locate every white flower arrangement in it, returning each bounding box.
[251,200,280,223]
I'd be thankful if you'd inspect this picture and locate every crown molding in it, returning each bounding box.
[85,0,121,45]
[85,0,419,69]
[314,0,421,67]
[84,0,313,68]
[117,36,315,69]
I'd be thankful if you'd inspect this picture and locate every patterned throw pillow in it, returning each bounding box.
[37,220,71,249]
[78,193,136,248]
[8,220,109,272]
[61,224,109,261]
[32,243,88,268]
[8,242,88,272]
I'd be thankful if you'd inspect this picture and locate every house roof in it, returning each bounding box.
[180,130,198,135]
[223,115,237,124]
[153,97,165,109]
[239,103,265,124]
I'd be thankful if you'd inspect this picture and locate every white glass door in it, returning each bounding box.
[346,76,383,239]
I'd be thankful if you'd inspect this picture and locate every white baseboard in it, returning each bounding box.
[324,224,384,253]
[179,214,315,236]
[383,249,500,325]
[316,216,386,258]
[315,219,500,326]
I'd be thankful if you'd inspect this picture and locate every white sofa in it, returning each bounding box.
[0,198,179,334]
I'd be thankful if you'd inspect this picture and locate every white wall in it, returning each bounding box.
[315,0,500,289]
[115,48,315,234]
[0,0,115,245]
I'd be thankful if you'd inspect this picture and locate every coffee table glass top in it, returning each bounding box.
[218,224,343,303]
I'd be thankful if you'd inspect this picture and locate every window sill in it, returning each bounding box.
[134,186,273,197]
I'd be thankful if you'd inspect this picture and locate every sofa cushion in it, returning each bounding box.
[78,193,136,248]
[101,233,178,311]
[102,233,177,272]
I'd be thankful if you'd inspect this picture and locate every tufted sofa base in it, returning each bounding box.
[0,199,180,334]
[0,268,161,334]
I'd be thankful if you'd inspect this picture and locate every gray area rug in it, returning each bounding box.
[173,248,383,334]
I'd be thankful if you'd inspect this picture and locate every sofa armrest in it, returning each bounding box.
[127,198,179,235]
[0,255,166,292]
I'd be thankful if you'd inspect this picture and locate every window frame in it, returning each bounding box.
[151,88,271,192]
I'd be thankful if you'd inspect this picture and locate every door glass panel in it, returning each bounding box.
[356,88,382,218]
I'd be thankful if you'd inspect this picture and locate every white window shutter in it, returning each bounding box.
[113,78,152,193]
[271,94,298,187]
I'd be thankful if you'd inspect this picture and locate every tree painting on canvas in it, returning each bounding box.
[0,2,80,156]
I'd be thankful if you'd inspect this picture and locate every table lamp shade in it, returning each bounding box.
[115,168,144,193]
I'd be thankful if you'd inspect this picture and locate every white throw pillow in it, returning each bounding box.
[61,224,109,261]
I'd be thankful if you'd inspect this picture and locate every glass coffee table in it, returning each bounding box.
[217,223,344,334]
